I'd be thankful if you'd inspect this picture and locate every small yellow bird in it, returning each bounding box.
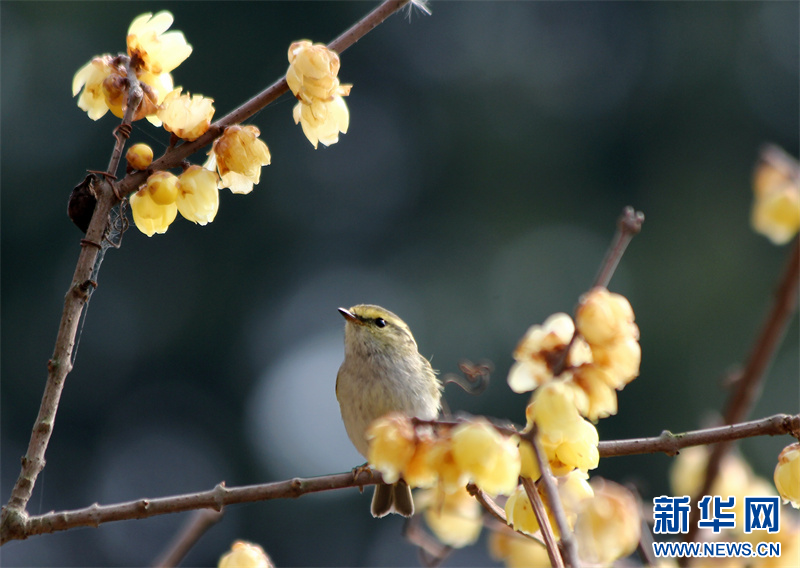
[336,304,442,517]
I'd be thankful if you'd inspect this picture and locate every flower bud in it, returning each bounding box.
[576,287,637,347]
[126,143,154,170]
[130,187,177,236]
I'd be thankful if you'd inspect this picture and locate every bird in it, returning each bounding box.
[336,304,442,517]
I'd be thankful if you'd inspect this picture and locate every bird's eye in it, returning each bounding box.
[375,317,387,328]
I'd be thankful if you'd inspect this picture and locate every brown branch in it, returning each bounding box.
[114,0,411,199]
[3,414,796,544]
[0,71,144,534]
[1,0,414,544]
[526,427,580,568]
[466,483,508,526]
[522,476,564,568]
[2,469,382,544]
[597,413,800,457]
[684,235,799,549]
[593,206,645,289]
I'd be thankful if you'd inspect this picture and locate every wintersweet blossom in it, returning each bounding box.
[157,88,215,141]
[451,419,521,496]
[575,287,637,347]
[751,155,800,245]
[489,530,551,568]
[130,186,177,237]
[177,166,219,225]
[72,55,115,120]
[574,478,641,564]
[209,125,271,194]
[127,11,192,74]
[418,487,483,548]
[507,313,592,393]
[286,40,352,148]
[366,413,416,484]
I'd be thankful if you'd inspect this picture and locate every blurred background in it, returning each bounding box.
[2,1,798,566]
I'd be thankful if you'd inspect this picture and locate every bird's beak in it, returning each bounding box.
[338,307,360,324]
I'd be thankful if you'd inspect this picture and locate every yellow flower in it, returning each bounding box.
[72,55,115,120]
[504,485,541,536]
[286,40,352,148]
[210,125,271,194]
[775,443,800,508]
[101,68,161,122]
[366,413,416,484]
[752,184,800,245]
[287,40,343,104]
[568,365,619,421]
[751,155,800,245]
[518,441,541,481]
[504,470,594,539]
[292,96,350,149]
[590,335,641,390]
[177,166,219,225]
[451,419,521,496]
[127,11,192,74]
[575,287,637,347]
[145,171,179,205]
[574,478,641,565]
[419,487,483,548]
[130,186,177,237]
[125,143,153,171]
[158,88,215,141]
[508,313,592,393]
[526,382,600,474]
[218,540,272,568]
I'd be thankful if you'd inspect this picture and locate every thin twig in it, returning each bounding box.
[466,483,508,526]
[2,469,382,544]
[152,509,223,568]
[526,427,580,568]
[684,236,799,548]
[593,206,644,289]
[522,476,564,568]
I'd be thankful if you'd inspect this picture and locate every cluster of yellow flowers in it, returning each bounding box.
[509,287,640,475]
[671,446,800,567]
[73,12,197,126]
[493,475,641,567]
[72,12,283,236]
[286,41,352,149]
[367,414,521,497]
[218,540,272,568]
[751,149,800,245]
